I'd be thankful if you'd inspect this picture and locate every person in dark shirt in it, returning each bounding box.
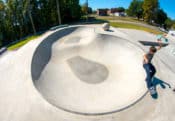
[143,43,162,91]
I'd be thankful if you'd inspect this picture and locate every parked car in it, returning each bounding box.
[159,27,168,33]
[168,30,175,37]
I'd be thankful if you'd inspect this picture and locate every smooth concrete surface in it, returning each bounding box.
[32,27,146,114]
[0,24,175,121]
[67,56,109,84]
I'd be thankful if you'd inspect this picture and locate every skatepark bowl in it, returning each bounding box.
[31,26,148,115]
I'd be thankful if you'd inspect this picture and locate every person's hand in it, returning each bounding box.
[158,40,162,45]
[157,39,161,42]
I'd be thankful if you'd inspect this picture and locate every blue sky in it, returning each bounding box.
[80,0,175,19]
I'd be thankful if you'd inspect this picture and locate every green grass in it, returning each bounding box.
[110,22,163,35]
[95,15,164,34]
[8,35,40,50]
[95,15,143,23]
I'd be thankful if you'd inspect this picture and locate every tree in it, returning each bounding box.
[59,0,81,22]
[24,0,36,34]
[0,0,4,10]
[0,0,82,47]
[81,3,92,15]
[172,24,175,29]
[165,18,175,29]
[143,0,159,23]
[56,0,61,24]
[88,7,93,14]
[0,0,5,47]
[81,2,88,15]
[116,7,125,12]
[154,9,167,25]
[127,0,143,19]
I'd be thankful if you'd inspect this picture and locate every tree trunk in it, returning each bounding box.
[28,11,36,34]
[27,0,36,35]
[56,0,61,25]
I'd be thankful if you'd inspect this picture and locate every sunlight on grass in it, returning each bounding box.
[110,22,163,35]
[96,16,142,23]
[8,35,40,50]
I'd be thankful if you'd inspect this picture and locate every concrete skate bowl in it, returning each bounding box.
[31,26,148,115]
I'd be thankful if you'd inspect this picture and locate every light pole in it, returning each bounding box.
[86,0,88,21]
[86,0,88,9]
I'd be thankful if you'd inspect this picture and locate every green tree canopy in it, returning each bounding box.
[154,9,167,25]
[116,7,125,12]
[127,0,143,19]
[81,2,88,15]
[165,18,175,29]
[0,0,5,46]
[143,0,159,23]
[0,0,82,47]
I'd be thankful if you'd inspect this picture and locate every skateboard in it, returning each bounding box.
[139,40,168,47]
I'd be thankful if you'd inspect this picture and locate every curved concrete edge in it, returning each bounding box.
[39,91,149,116]
[0,24,175,121]
[31,26,148,115]
[31,26,79,81]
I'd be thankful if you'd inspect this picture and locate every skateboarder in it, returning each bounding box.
[156,34,168,43]
[143,42,162,94]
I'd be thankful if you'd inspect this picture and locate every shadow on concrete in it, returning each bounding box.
[31,27,78,82]
[0,47,7,56]
[139,40,168,47]
[150,77,171,99]
[67,56,109,84]
[106,30,114,32]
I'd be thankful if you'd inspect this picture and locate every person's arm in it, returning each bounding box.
[157,40,162,50]
[143,54,148,64]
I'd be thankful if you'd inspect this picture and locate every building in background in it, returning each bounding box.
[97,9,109,16]
[97,8,126,16]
